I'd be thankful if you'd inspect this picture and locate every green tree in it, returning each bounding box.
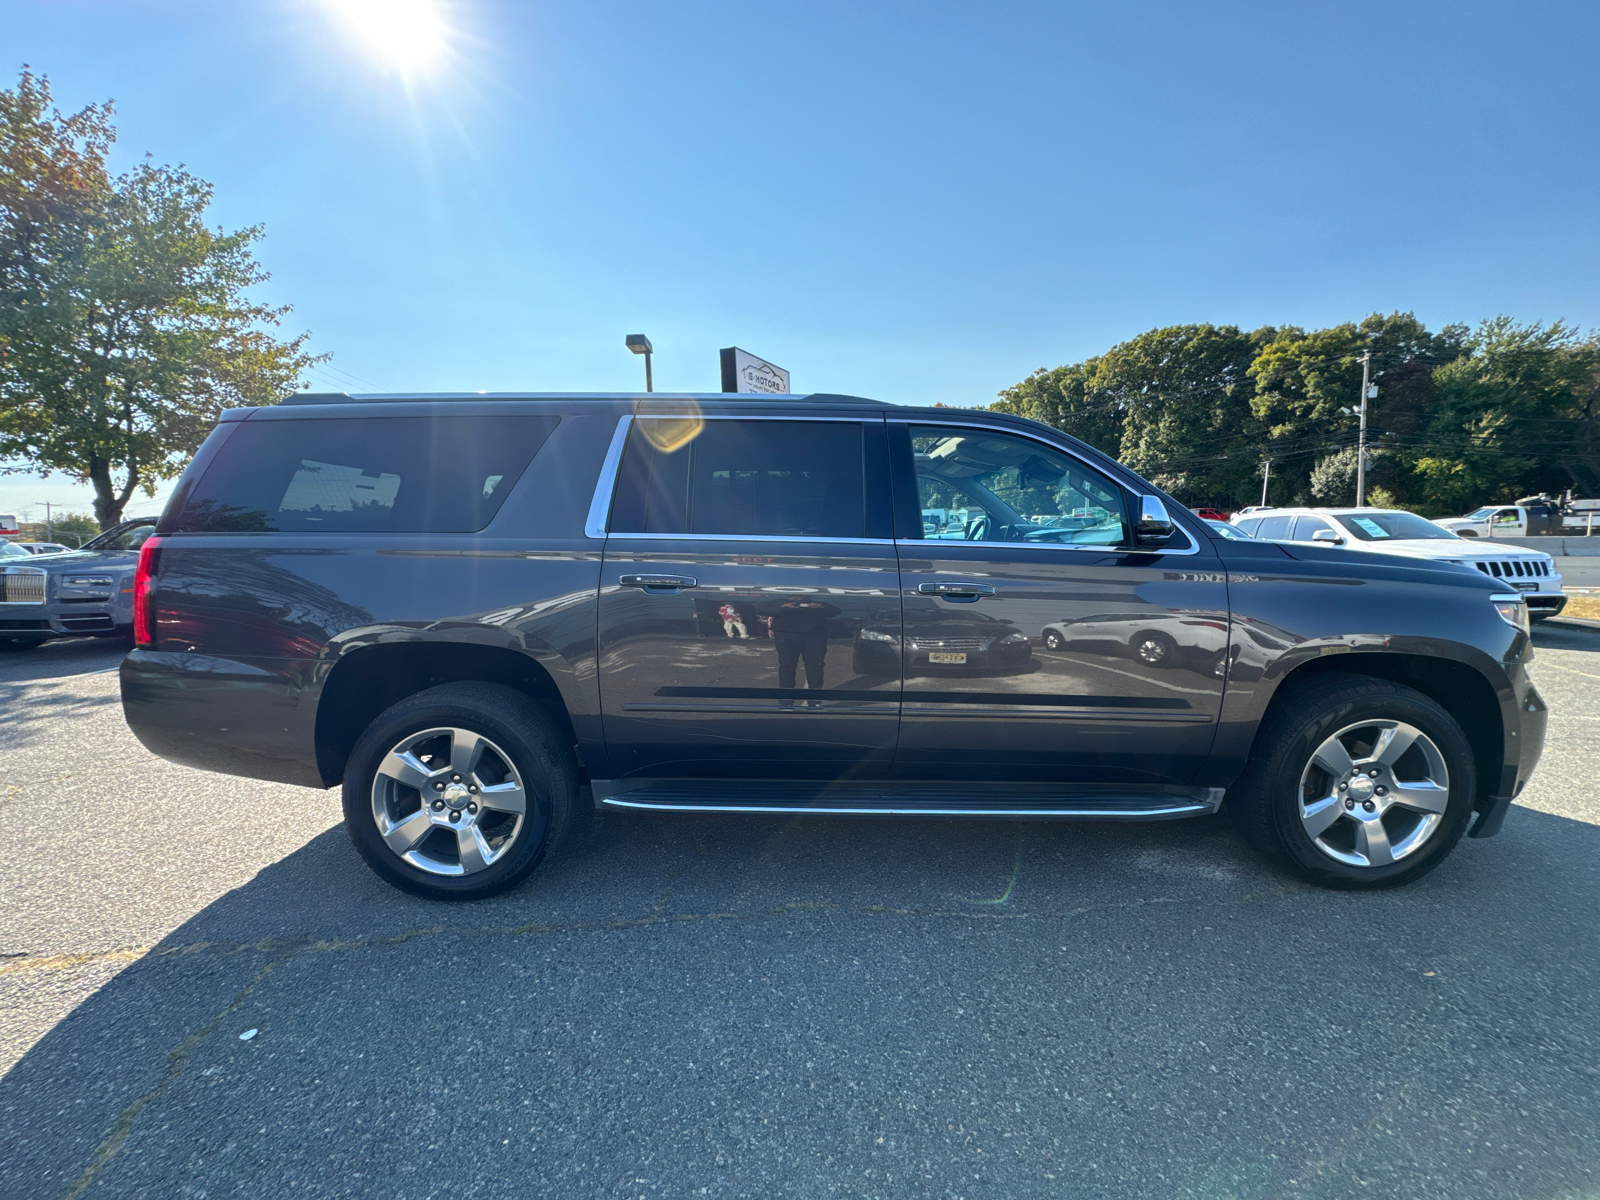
[991,360,1121,457]
[1247,312,1467,507]
[1093,323,1274,507]
[1412,317,1600,510]
[0,69,321,527]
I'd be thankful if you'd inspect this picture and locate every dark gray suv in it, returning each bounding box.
[120,392,1547,898]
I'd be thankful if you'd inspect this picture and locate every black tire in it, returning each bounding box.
[1043,630,1063,651]
[342,682,577,900]
[1228,673,1476,890]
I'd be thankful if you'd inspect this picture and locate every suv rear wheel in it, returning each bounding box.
[1230,674,1476,889]
[342,683,576,899]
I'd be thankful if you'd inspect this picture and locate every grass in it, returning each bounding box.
[1561,594,1600,621]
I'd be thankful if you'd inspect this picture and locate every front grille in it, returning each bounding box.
[0,569,46,604]
[1474,559,1548,579]
[910,637,991,652]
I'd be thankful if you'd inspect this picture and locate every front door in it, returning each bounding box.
[890,420,1228,785]
[597,412,901,780]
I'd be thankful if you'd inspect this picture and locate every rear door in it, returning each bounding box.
[889,419,1228,785]
[596,412,901,780]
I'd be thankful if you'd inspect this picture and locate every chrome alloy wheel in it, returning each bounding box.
[1297,719,1450,868]
[370,727,528,876]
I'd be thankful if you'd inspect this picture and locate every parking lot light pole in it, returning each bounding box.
[625,334,653,392]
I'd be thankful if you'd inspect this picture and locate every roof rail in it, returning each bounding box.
[278,391,891,407]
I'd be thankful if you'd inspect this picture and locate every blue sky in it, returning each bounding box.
[3,0,1599,520]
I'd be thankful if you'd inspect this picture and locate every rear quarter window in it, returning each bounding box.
[170,415,559,533]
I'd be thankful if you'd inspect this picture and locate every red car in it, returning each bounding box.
[1193,507,1230,522]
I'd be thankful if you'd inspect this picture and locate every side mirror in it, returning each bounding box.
[1311,529,1345,544]
[1134,495,1176,545]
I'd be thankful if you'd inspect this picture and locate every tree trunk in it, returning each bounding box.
[85,454,136,529]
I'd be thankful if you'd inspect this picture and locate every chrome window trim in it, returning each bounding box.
[592,412,884,540]
[605,533,895,546]
[584,415,634,539]
[891,418,1202,556]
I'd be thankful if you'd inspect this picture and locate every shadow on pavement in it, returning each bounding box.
[0,636,128,686]
[3,793,1599,1199]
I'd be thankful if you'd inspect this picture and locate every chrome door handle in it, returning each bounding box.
[917,581,996,603]
[619,573,698,594]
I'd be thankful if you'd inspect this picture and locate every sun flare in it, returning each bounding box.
[321,0,454,78]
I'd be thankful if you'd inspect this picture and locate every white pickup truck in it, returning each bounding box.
[1435,496,1600,539]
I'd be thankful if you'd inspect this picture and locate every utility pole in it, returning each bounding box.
[1355,350,1372,508]
[38,501,52,544]
[1260,458,1271,507]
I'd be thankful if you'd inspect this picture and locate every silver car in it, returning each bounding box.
[0,518,156,649]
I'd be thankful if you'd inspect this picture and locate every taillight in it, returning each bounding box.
[133,537,163,647]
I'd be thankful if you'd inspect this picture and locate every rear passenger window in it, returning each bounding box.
[1254,515,1292,540]
[170,416,558,533]
[609,420,866,539]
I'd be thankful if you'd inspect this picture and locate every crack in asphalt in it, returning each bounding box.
[61,963,277,1200]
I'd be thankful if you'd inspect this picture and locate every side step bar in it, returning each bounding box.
[591,780,1224,821]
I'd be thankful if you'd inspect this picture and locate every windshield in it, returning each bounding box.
[1464,507,1496,520]
[1205,520,1250,540]
[1334,512,1459,542]
[82,522,157,552]
[1,541,32,558]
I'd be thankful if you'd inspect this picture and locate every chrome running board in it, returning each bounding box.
[591,780,1224,821]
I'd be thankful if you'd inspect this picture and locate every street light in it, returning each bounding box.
[625,334,653,393]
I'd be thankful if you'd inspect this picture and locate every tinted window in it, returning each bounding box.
[609,420,866,539]
[1254,514,1292,540]
[171,416,557,534]
[1234,518,1261,536]
[907,425,1127,547]
[1291,516,1333,542]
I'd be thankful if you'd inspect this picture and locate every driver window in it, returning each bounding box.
[907,425,1128,547]
[1290,516,1332,542]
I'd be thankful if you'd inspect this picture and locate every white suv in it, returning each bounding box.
[1231,507,1567,621]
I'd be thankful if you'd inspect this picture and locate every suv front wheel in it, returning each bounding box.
[1230,674,1476,889]
[342,683,576,899]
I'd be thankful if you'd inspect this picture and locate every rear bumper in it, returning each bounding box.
[120,649,325,789]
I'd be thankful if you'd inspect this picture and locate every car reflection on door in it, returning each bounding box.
[1040,611,1232,679]
[855,597,1034,678]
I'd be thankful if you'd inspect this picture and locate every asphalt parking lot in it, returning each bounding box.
[2,627,1598,1200]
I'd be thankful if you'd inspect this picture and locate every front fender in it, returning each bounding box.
[1202,541,1532,801]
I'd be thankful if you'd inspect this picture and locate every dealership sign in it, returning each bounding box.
[720,347,791,394]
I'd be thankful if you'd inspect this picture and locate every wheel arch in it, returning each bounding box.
[314,642,581,788]
[1254,652,1504,812]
